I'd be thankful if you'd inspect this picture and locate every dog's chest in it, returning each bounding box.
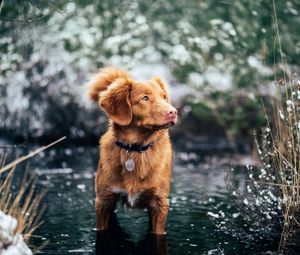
[111,187,142,207]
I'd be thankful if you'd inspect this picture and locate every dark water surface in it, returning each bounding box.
[9,145,277,254]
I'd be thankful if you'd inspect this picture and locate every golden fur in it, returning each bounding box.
[88,67,178,235]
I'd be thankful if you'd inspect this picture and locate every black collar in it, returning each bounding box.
[115,140,153,153]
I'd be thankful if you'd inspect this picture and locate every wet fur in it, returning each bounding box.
[88,67,176,235]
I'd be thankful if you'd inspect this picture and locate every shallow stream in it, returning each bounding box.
[6,144,283,254]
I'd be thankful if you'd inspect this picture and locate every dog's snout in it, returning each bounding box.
[166,107,178,117]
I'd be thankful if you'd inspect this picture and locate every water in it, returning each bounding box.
[6,145,280,254]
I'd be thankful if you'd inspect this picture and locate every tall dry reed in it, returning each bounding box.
[0,137,65,249]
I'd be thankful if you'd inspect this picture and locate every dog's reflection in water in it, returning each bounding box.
[96,213,168,255]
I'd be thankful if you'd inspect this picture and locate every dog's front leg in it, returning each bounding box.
[149,197,169,235]
[95,194,117,231]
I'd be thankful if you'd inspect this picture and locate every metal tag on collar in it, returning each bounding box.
[125,157,135,172]
[125,151,135,172]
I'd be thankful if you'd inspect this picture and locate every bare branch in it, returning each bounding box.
[0,15,46,23]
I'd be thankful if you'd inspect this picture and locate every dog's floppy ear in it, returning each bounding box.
[99,78,133,126]
[152,76,170,102]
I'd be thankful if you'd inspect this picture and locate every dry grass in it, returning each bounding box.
[252,76,300,253]
[271,78,300,252]
[0,137,66,247]
[222,79,300,252]
[0,166,46,241]
[269,0,300,251]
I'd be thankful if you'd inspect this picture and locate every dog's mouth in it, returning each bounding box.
[144,119,177,130]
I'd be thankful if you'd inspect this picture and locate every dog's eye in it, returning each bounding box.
[142,95,149,101]
[163,94,167,100]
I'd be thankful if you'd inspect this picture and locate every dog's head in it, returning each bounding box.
[99,76,178,129]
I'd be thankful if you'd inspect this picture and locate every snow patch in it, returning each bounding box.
[0,211,33,255]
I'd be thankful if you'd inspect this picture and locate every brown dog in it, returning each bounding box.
[88,67,178,235]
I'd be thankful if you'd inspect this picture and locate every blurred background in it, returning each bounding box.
[1,0,299,148]
[1,1,300,254]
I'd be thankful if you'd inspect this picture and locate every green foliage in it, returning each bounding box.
[1,0,299,84]
[187,91,269,142]
[186,99,213,122]
[0,0,299,140]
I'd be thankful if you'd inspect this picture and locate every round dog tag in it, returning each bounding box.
[125,158,135,172]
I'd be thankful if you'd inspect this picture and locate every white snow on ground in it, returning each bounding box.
[0,211,32,255]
